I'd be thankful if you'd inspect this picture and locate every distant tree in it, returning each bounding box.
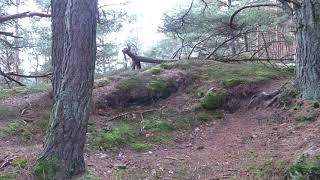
[36,0,97,179]
[230,0,320,100]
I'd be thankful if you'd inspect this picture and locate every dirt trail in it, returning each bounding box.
[0,79,319,179]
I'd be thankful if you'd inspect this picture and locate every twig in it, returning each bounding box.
[0,156,16,170]
[106,108,164,122]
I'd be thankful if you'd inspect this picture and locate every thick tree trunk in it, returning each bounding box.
[294,0,320,100]
[38,0,97,179]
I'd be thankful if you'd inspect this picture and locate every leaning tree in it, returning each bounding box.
[35,0,97,179]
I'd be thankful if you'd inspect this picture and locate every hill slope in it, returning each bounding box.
[0,60,319,179]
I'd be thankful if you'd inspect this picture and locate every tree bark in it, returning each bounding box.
[38,0,97,179]
[294,0,320,100]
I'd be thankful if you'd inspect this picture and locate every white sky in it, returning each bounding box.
[15,0,189,73]
[99,0,186,51]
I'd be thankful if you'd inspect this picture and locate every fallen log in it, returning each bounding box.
[122,47,177,70]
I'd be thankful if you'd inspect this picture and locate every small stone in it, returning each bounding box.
[303,146,320,157]
[148,151,153,154]
[197,146,205,150]
[113,163,127,169]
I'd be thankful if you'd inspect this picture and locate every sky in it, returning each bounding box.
[99,0,187,51]
[16,0,189,73]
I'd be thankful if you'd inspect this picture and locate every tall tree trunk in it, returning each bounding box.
[294,0,320,100]
[37,0,97,179]
[228,0,236,56]
[14,0,20,78]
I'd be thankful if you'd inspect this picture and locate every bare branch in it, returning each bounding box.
[0,31,22,38]
[0,11,51,23]
[229,4,280,28]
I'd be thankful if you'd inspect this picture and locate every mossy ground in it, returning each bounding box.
[0,84,51,99]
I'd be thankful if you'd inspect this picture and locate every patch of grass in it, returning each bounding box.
[130,143,150,152]
[0,84,51,99]
[221,78,245,88]
[12,159,27,169]
[33,158,59,180]
[118,78,144,91]
[93,122,138,150]
[146,80,166,92]
[0,122,19,136]
[153,135,174,144]
[144,118,175,132]
[295,111,319,122]
[0,172,17,180]
[201,92,225,111]
[0,121,32,142]
[288,155,320,180]
[143,65,162,74]
[242,151,258,158]
[112,169,148,180]
[247,159,274,178]
[76,172,100,180]
[278,88,299,107]
[0,107,18,119]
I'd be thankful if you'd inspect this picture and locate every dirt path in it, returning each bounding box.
[1,80,319,180]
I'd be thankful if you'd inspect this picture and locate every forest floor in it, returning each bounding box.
[0,60,319,180]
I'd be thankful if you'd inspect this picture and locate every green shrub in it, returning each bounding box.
[144,119,175,132]
[288,155,320,180]
[221,78,245,88]
[201,92,225,110]
[146,80,166,92]
[130,143,150,152]
[118,78,143,91]
[33,158,58,180]
[12,159,27,169]
[93,123,137,150]
[143,66,162,74]
[0,173,17,180]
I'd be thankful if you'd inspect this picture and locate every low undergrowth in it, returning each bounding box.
[0,84,51,99]
[92,116,176,152]
[288,155,320,179]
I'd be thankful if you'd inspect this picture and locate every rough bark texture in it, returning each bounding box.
[38,0,97,179]
[294,0,320,100]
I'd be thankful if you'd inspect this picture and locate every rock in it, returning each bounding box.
[303,145,320,157]
[113,163,127,169]
[197,146,205,150]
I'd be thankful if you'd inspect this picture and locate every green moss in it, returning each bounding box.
[76,172,100,180]
[221,78,245,88]
[0,122,19,136]
[130,143,150,152]
[146,80,166,92]
[0,84,51,99]
[118,78,143,91]
[295,112,319,122]
[12,159,27,169]
[153,134,174,145]
[144,119,175,132]
[201,92,225,111]
[0,121,32,142]
[0,173,17,180]
[143,65,162,74]
[33,158,59,180]
[288,155,320,180]
[93,122,137,150]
